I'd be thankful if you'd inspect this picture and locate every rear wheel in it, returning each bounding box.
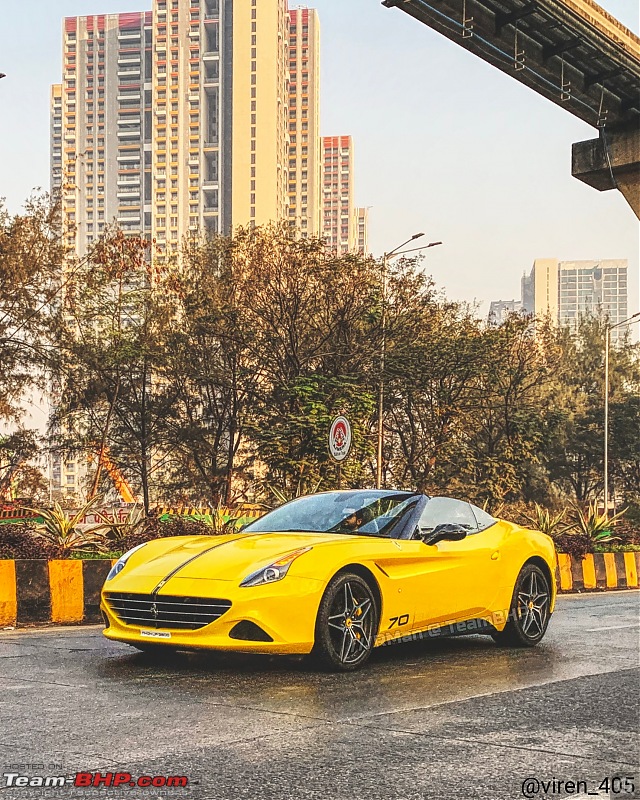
[312,572,378,671]
[492,563,551,647]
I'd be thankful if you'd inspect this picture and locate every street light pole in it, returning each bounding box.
[603,311,640,514]
[604,323,610,513]
[375,251,390,491]
[375,235,442,489]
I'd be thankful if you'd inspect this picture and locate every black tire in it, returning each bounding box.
[311,572,379,672]
[492,563,551,647]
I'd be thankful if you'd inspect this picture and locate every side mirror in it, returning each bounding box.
[423,523,468,546]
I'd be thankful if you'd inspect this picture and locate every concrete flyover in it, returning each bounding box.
[382,0,640,217]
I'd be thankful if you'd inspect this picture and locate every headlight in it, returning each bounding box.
[105,543,148,581]
[240,547,312,587]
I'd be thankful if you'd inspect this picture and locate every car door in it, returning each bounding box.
[411,498,506,629]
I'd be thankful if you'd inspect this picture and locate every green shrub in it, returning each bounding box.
[0,524,62,559]
[552,531,593,558]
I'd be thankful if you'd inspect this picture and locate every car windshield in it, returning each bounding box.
[243,491,422,539]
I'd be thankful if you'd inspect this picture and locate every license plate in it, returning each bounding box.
[140,630,171,639]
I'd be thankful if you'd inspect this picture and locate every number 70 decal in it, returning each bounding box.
[388,614,409,628]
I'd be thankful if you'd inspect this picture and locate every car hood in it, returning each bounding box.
[119,531,346,584]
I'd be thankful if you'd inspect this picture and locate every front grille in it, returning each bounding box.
[104,592,232,631]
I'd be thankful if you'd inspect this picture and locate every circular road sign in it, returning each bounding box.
[329,416,352,462]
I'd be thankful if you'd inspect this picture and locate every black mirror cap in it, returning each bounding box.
[424,524,468,545]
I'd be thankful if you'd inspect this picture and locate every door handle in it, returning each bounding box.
[490,550,500,561]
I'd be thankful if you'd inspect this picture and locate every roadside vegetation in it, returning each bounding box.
[1,194,639,558]
[1,501,638,560]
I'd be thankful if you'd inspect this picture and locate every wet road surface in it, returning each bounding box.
[0,591,638,800]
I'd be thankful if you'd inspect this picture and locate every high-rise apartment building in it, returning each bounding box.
[322,135,356,254]
[287,7,321,237]
[50,84,63,195]
[54,2,370,261]
[226,0,289,234]
[54,0,290,255]
[354,207,369,254]
[55,12,152,254]
[491,258,630,341]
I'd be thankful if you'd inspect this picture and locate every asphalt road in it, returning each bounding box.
[0,592,638,800]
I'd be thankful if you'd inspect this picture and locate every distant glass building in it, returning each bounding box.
[488,299,523,326]
[492,258,630,342]
[556,260,628,332]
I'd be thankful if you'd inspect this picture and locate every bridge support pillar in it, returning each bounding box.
[572,128,640,220]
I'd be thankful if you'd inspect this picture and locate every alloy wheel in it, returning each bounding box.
[516,569,550,639]
[312,572,378,671]
[492,563,552,647]
[327,580,375,665]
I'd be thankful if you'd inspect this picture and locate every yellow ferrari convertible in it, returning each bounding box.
[101,490,556,671]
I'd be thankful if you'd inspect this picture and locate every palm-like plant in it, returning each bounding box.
[522,503,568,538]
[22,496,110,556]
[200,501,245,534]
[265,478,322,506]
[569,501,626,544]
[95,503,149,547]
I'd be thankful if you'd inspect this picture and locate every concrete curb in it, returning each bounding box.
[0,552,638,626]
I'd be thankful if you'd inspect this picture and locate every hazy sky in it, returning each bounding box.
[0,0,638,314]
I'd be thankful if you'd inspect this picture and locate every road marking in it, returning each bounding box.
[585,623,639,631]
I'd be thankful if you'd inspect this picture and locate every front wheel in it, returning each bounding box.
[492,563,551,647]
[312,573,378,671]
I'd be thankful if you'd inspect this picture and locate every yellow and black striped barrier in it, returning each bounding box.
[157,507,263,521]
[0,559,113,627]
[0,509,40,522]
[555,551,639,592]
[0,552,638,627]
[0,507,264,524]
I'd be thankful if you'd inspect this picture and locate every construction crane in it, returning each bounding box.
[97,449,138,504]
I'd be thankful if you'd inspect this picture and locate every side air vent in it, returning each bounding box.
[229,620,274,642]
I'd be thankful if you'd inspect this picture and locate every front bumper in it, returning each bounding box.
[101,575,325,655]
